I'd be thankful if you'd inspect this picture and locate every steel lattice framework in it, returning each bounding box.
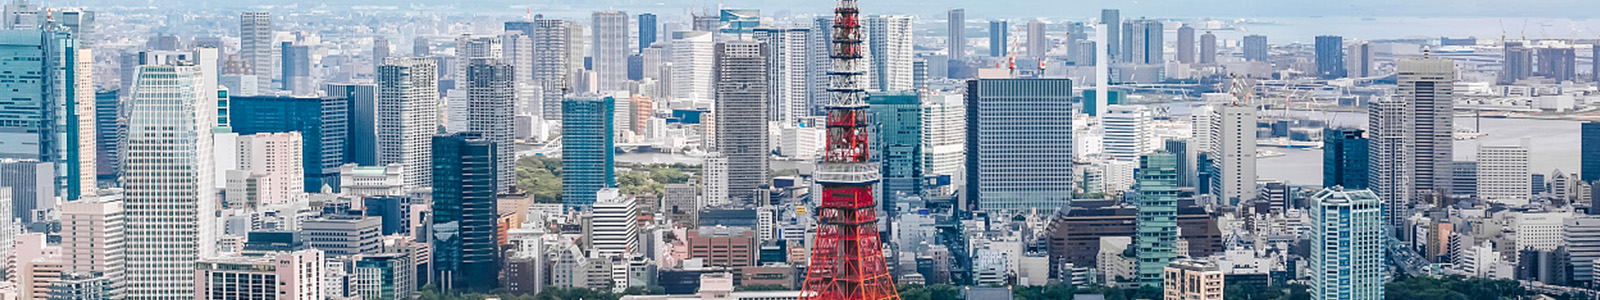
[798,0,900,299]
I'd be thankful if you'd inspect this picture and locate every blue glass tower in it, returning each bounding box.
[868,91,923,202]
[1583,122,1600,182]
[0,27,96,200]
[639,13,657,51]
[229,96,349,192]
[325,83,377,166]
[364,195,413,236]
[561,96,615,209]
[1315,35,1346,79]
[989,20,1008,57]
[1324,128,1370,189]
[430,132,499,293]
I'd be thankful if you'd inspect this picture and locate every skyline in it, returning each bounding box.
[73,0,1600,18]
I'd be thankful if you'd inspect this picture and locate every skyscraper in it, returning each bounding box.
[1211,103,1257,205]
[430,132,499,292]
[1199,31,1216,64]
[0,27,96,201]
[921,94,965,196]
[1309,187,1386,300]
[531,16,579,120]
[1535,47,1577,82]
[808,17,834,117]
[1346,41,1374,78]
[1583,122,1600,182]
[869,91,923,201]
[1368,98,1410,227]
[965,78,1075,212]
[1025,20,1048,58]
[122,56,219,298]
[1400,57,1456,199]
[592,10,629,91]
[1242,35,1267,62]
[1101,9,1120,60]
[373,37,390,67]
[1134,152,1179,287]
[465,58,516,194]
[1176,25,1195,64]
[560,95,614,209]
[989,20,1008,57]
[1323,128,1370,189]
[713,41,770,203]
[229,95,347,192]
[867,15,913,92]
[1129,19,1163,64]
[670,30,715,101]
[753,27,811,125]
[282,42,311,95]
[240,11,273,92]
[947,9,965,61]
[1315,35,1346,79]
[376,57,439,191]
[638,13,657,52]
[325,83,377,166]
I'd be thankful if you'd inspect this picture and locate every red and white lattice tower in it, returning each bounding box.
[798,0,899,299]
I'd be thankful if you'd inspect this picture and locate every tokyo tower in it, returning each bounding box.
[798,0,900,299]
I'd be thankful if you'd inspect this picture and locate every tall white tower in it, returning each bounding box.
[123,58,220,298]
[376,57,440,191]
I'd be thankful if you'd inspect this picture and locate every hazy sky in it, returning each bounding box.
[79,0,1600,19]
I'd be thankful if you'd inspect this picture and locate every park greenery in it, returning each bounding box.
[516,156,698,203]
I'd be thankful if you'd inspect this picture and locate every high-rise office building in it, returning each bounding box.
[464,59,516,194]
[282,42,311,95]
[325,83,377,166]
[921,94,965,196]
[1135,152,1179,287]
[560,95,615,209]
[1315,35,1346,79]
[240,11,273,92]
[1478,142,1532,205]
[1210,104,1257,205]
[431,132,500,292]
[1027,19,1047,58]
[869,91,924,201]
[1500,41,1533,84]
[589,188,640,288]
[592,10,629,91]
[1101,9,1120,60]
[230,95,348,193]
[195,250,325,300]
[947,9,965,60]
[0,27,96,201]
[989,20,1008,57]
[123,57,220,298]
[670,30,715,101]
[413,36,429,56]
[95,90,119,182]
[713,41,770,203]
[1242,35,1267,62]
[1583,122,1600,182]
[1309,187,1386,300]
[1368,98,1410,226]
[1399,57,1456,199]
[1199,31,1216,64]
[965,78,1074,212]
[753,27,811,125]
[1103,105,1153,162]
[1324,128,1369,189]
[376,57,439,191]
[1564,217,1600,285]
[867,15,914,92]
[638,13,657,52]
[1176,25,1195,64]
